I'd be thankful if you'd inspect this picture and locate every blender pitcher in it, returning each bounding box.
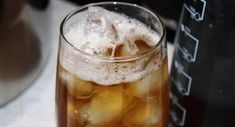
[169,0,235,127]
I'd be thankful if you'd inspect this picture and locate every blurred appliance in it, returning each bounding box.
[0,0,49,107]
[169,0,235,127]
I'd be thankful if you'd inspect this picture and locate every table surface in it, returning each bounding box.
[0,0,174,127]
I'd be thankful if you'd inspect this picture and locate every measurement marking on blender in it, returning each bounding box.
[184,0,206,21]
[170,91,178,104]
[171,60,192,96]
[177,24,199,62]
[170,99,187,126]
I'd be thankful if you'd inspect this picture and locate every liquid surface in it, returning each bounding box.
[61,6,162,85]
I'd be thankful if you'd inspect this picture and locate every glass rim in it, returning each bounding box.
[60,1,166,62]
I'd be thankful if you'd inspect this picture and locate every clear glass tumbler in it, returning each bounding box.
[56,2,169,127]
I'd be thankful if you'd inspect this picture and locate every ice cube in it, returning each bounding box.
[134,39,151,53]
[60,68,94,99]
[71,78,94,99]
[123,98,162,127]
[114,44,131,57]
[126,40,140,55]
[81,86,123,125]
[122,94,141,114]
[85,7,118,41]
[113,41,140,57]
[80,41,113,56]
[129,69,162,98]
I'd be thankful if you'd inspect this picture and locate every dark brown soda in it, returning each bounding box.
[56,57,169,127]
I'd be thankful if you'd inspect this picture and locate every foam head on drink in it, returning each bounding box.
[56,6,169,127]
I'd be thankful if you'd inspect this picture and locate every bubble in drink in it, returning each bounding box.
[56,4,168,127]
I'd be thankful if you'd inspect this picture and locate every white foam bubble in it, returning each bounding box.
[60,6,163,85]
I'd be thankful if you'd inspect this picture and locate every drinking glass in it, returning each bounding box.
[56,2,169,127]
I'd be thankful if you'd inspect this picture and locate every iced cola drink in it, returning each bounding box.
[56,2,169,127]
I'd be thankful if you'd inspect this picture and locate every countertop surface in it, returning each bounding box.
[0,0,174,127]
